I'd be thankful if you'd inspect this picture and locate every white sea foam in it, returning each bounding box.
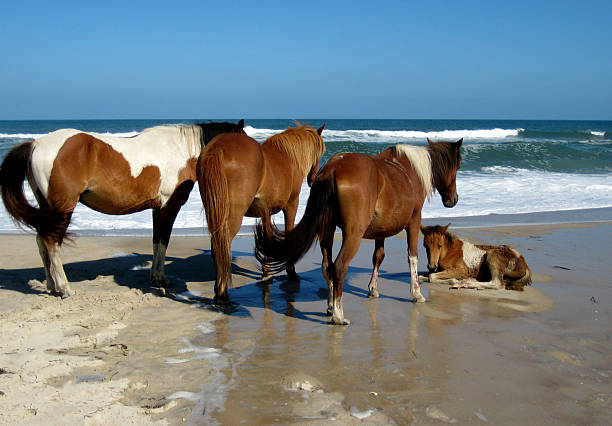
[0,133,47,139]
[0,131,139,139]
[1,171,611,234]
[0,127,523,143]
[244,126,522,143]
[591,131,605,136]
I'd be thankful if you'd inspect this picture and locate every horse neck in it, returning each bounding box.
[263,140,314,178]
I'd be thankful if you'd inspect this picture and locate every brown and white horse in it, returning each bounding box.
[0,120,245,297]
[197,123,326,304]
[419,224,532,291]
[255,138,463,325]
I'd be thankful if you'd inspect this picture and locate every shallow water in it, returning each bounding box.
[165,225,612,424]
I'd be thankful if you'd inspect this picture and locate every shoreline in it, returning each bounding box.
[1,206,611,238]
[1,216,611,424]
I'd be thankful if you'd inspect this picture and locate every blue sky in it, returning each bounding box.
[1,1,610,120]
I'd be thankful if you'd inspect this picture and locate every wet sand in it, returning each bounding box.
[1,219,611,424]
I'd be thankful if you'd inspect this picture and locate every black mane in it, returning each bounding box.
[196,119,245,146]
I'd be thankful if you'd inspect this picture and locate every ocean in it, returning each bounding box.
[1,119,611,235]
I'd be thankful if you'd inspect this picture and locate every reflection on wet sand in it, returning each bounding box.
[186,225,609,424]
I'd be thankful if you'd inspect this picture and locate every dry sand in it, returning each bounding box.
[0,220,611,424]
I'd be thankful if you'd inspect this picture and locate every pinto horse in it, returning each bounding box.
[0,120,245,297]
[419,224,532,291]
[255,138,463,325]
[197,123,326,304]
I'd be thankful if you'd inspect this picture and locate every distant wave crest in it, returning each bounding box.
[245,126,522,143]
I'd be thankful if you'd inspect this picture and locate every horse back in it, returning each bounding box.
[253,143,303,207]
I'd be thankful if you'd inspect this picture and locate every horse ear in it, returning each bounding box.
[420,225,428,234]
[237,119,245,128]
[455,138,463,148]
[442,223,451,232]
[317,123,326,135]
[427,138,434,145]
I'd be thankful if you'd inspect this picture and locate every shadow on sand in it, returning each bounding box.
[0,247,416,324]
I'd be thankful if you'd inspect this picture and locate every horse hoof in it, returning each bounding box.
[413,295,426,303]
[61,289,74,299]
[152,276,170,289]
[368,289,379,298]
[326,309,333,316]
[214,295,232,305]
[330,316,350,325]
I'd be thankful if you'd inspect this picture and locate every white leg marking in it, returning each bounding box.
[451,278,502,290]
[36,235,55,292]
[331,295,350,325]
[47,244,73,297]
[368,265,380,298]
[409,255,426,302]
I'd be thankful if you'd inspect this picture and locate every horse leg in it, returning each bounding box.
[406,218,426,303]
[330,231,361,325]
[282,202,299,281]
[36,233,55,293]
[151,208,169,288]
[451,254,504,290]
[426,269,461,286]
[151,181,194,290]
[367,239,385,298]
[320,224,335,316]
[37,208,74,297]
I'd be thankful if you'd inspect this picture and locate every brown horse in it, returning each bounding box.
[0,120,245,297]
[419,224,532,291]
[255,138,463,325]
[197,122,326,304]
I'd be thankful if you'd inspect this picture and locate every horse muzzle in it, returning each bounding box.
[443,194,458,208]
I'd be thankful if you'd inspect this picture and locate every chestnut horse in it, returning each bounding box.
[197,123,326,304]
[0,120,245,297]
[419,224,532,290]
[255,138,463,325]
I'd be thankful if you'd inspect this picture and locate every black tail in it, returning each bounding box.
[0,141,70,242]
[255,177,336,274]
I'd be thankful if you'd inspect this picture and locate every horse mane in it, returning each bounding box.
[392,145,434,200]
[426,142,462,192]
[139,124,204,147]
[264,123,326,176]
[139,121,245,149]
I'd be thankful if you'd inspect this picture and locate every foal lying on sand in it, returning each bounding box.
[419,224,532,291]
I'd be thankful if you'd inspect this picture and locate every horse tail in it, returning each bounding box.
[255,176,336,274]
[0,141,67,242]
[198,149,231,283]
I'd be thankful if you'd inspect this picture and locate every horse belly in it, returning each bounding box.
[363,218,406,239]
[80,165,162,214]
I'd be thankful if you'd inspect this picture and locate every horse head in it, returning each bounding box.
[420,223,451,272]
[307,123,326,186]
[428,138,462,208]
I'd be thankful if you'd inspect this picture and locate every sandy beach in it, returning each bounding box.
[1,215,611,425]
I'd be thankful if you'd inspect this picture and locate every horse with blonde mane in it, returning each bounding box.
[0,120,245,297]
[197,122,326,304]
[255,138,462,325]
